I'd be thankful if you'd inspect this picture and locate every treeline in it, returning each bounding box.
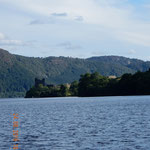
[25,81,78,98]
[25,69,150,98]
[2,48,150,98]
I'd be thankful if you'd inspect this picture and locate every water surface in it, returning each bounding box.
[0,96,150,150]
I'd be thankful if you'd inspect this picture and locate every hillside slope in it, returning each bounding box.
[0,48,150,97]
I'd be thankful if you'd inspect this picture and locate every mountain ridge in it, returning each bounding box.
[0,48,150,97]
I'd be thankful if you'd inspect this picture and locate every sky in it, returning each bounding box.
[0,0,150,60]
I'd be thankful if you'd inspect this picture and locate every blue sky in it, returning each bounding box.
[0,0,150,60]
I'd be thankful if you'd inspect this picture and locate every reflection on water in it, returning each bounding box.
[0,96,150,150]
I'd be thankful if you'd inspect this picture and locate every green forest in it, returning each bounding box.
[1,48,150,97]
[25,69,150,98]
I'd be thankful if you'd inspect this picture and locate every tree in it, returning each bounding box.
[60,84,69,96]
[70,81,78,96]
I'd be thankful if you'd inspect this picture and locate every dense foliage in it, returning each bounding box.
[1,48,150,97]
[25,69,150,98]
[26,83,72,98]
[78,70,150,96]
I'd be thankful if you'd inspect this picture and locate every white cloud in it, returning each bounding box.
[0,32,22,46]
[57,41,82,50]
[2,0,150,47]
[51,12,68,17]
[119,31,150,47]
[1,0,150,58]
[128,49,136,54]
[30,18,55,25]
[0,33,5,40]
[75,16,84,22]
[0,40,23,46]
[0,32,33,47]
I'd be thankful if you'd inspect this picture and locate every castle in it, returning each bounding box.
[35,78,45,87]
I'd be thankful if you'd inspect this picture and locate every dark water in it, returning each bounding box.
[0,96,150,150]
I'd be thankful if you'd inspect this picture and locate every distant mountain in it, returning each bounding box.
[87,56,150,72]
[0,48,150,97]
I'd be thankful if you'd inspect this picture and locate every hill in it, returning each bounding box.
[0,48,150,97]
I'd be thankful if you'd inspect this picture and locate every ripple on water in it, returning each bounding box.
[0,96,150,150]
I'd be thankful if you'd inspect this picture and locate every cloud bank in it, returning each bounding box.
[1,0,150,59]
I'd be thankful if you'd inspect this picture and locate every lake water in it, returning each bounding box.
[0,96,150,150]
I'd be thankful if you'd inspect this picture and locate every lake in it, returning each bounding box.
[0,96,150,150]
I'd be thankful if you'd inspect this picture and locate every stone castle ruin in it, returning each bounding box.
[35,78,45,87]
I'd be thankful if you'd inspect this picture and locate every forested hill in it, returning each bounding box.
[1,48,150,97]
